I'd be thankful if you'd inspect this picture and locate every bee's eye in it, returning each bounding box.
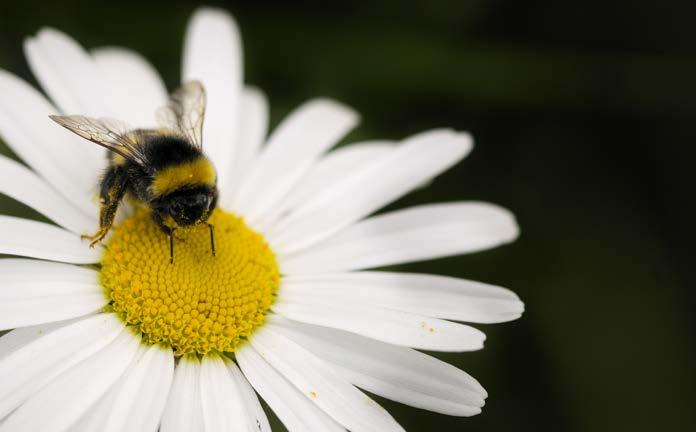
[194,194,207,206]
[169,201,184,213]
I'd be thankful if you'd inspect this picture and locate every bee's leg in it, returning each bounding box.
[207,223,216,257]
[82,166,127,248]
[169,228,176,264]
[152,211,176,264]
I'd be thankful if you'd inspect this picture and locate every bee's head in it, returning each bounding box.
[164,188,216,226]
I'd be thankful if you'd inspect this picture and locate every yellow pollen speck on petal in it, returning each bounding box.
[309,391,317,398]
[100,208,280,356]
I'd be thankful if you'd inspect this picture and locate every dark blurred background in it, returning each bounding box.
[1,1,694,430]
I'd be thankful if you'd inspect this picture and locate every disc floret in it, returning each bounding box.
[101,208,280,355]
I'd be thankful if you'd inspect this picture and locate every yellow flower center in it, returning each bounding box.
[100,208,280,356]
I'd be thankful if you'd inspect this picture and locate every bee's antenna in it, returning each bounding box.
[207,223,216,257]
[169,228,176,264]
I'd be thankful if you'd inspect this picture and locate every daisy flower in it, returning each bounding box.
[0,7,523,432]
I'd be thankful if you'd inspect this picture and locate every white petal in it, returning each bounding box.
[272,300,484,352]
[226,361,272,432]
[183,7,242,187]
[280,201,518,273]
[257,141,394,232]
[199,353,248,431]
[91,344,174,432]
[232,99,358,225]
[23,28,119,202]
[121,345,175,432]
[0,69,101,215]
[0,327,140,432]
[0,258,97,283]
[282,271,523,324]
[0,259,105,330]
[0,155,95,234]
[68,367,122,432]
[236,345,345,432]
[68,348,150,432]
[91,47,168,127]
[161,356,205,432]
[0,216,100,264]
[250,325,404,432]
[268,129,472,254]
[0,317,83,360]
[0,327,44,359]
[220,86,269,209]
[24,28,118,116]
[272,316,486,416]
[0,314,123,420]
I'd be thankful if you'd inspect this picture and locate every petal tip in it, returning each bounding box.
[190,6,240,29]
[452,131,474,158]
[35,27,74,45]
[309,97,360,124]
[468,406,483,417]
[506,216,521,242]
[479,202,520,244]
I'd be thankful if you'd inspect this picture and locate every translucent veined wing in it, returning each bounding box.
[156,80,206,150]
[49,115,151,169]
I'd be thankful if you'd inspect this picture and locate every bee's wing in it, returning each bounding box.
[49,115,150,168]
[156,80,206,150]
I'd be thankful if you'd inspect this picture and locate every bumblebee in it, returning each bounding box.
[50,81,217,263]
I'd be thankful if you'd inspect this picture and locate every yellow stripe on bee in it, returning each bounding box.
[151,158,216,196]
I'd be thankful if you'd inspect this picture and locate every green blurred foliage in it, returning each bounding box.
[0,0,694,430]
